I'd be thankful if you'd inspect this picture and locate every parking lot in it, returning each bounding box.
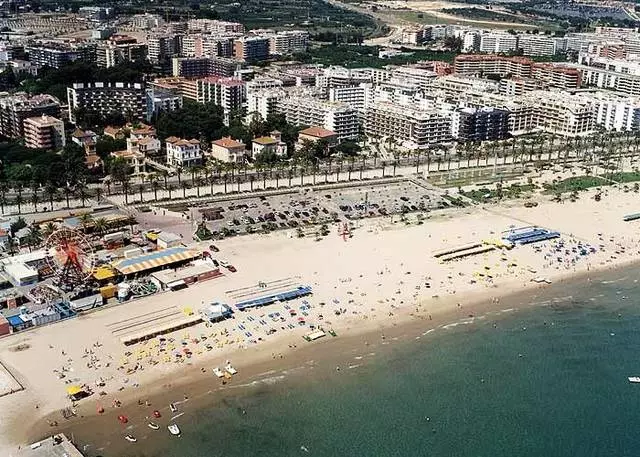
[175,181,451,238]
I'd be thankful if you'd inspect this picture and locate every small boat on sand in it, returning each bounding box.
[225,364,238,375]
[170,403,178,413]
[628,377,640,383]
[124,435,137,443]
[148,422,160,430]
[213,367,224,378]
[168,423,181,436]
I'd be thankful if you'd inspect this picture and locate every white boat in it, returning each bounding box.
[628,377,640,383]
[212,367,224,378]
[169,403,178,413]
[148,422,160,430]
[168,423,181,436]
[225,364,238,375]
[124,435,137,443]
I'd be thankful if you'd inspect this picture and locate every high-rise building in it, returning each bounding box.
[479,33,518,54]
[451,107,510,142]
[276,97,359,140]
[0,93,61,138]
[26,42,96,68]
[23,115,66,150]
[196,77,246,121]
[268,31,310,55]
[365,102,451,148]
[233,36,270,62]
[67,82,147,124]
[172,56,240,78]
[96,36,147,68]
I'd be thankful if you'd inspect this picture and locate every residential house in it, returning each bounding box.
[103,125,127,139]
[297,126,339,150]
[127,124,161,159]
[251,131,287,159]
[166,136,202,169]
[71,128,98,155]
[210,137,247,163]
[110,149,145,174]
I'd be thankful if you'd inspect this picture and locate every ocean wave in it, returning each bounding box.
[422,329,435,336]
[602,277,628,284]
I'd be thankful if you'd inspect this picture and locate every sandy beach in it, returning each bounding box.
[1,182,640,455]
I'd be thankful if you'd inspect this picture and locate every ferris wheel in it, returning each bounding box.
[44,227,96,289]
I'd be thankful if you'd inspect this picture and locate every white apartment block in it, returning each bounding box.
[462,32,481,53]
[187,19,244,34]
[276,97,359,140]
[328,83,373,112]
[365,102,452,149]
[197,77,246,121]
[130,13,163,30]
[479,33,518,54]
[586,92,640,131]
[387,66,437,91]
[268,31,309,55]
[316,66,373,90]
[578,53,640,76]
[576,64,640,96]
[166,137,202,169]
[374,79,421,106]
[247,89,283,120]
[67,82,146,124]
[517,35,565,57]
[522,91,595,137]
[23,115,65,150]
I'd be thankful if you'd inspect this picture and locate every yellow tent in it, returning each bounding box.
[66,385,84,396]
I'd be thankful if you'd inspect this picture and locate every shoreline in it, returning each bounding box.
[30,258,638,456]
[2,185,640,455]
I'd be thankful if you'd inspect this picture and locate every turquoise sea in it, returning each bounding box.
[92,267,640,457]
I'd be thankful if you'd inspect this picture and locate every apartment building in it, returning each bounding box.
[197,77,246,120]
[401,26,432,45]
[0,93,61,138]
[147,34,181,63]
[328,83,373,113]
[268,31,309,55]
[374,79,421,106]
[96,38,147,68]
[276,97,359,140]
[27,42,96,68]
[365,102,452,148]
[166,137,202,168]
[451,107,510,142]
[529,91,595,137]
[130,13,163,30]
[454,55,532,78]
[187,19,244,34]
[233,36,270,62]
[146,87,183,121]
[316,66,374,90]
[23,115,66,150]
[517,35,566,57]
[388,66,438,91]
[587,92,640,131]
[151,77,199,101]
[576,64,640,96]
[462,32,481,53]
[499,78,542,96]
[247,89,283,120]
[67,82,147,124]
[172,56,239,78]
[479,33,518,54]
[530,64,581,89]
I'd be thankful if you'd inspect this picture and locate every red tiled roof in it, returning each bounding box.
[213,137,245,148]
[299,126,337,139]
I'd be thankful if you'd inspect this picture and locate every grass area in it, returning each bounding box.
[297,44,457,67]
[391,9,540,30]
[608,171,640,183]
[441,7,523,22]
[542,176,607,194]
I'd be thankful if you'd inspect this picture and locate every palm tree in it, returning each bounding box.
[150,178,160,201]
[103,176,112,196]
[42,221,56,238]
[94,187,103,204]
[44,184,57,211]
[30,191,39,213]
[76,183,89,207]
[138,184,144,203]
[161,170,169,188]
[180,181,189,198]
[194,177,203,197]
[78,213,93,232]
[93,217,108,237]
[122,179,131,205]
[25,225,42,252]
[166,184,175,199]
[288,168,293,187]
[249,174,255,191]
[176,167,182,185]
[14,193,23,214]
[63,186,72,209]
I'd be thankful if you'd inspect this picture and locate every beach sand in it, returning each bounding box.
[1,184,640,455]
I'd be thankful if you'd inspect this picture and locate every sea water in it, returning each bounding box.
[100,268,640,456]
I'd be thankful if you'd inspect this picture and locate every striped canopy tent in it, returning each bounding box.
[111,247,201,276]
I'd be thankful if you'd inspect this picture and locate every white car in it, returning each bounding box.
[212,367,224,378]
